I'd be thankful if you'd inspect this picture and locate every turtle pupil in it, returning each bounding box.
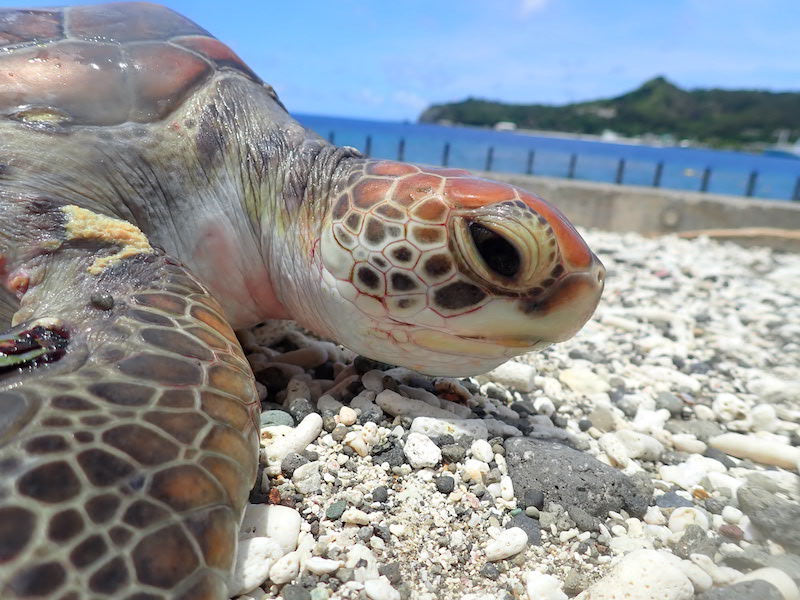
[469,222,520,278]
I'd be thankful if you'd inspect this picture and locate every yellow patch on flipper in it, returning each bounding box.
[61,205,153,275]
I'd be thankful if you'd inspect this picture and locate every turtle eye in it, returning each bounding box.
[469,222,520,279]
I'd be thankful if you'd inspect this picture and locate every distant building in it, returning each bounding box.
[494,121,517,131]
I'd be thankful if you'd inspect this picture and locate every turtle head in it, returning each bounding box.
[302,160,604,376]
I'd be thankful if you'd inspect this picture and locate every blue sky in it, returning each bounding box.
[3,1,799,121]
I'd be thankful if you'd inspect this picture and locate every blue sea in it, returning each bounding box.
[295,113,800,202]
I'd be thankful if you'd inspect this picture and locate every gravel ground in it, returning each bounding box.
[231,229,800,600]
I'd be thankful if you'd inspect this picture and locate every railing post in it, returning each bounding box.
[567,153,577,179]
[526,150,535,175]
[700,167,711,192]
[328,131,335,144]
[364,135,372,158]
[745,170,758,197]
[442,142,450,167]
[653,161,664,187]
[793,176,800,201]
[615,158,626,185]
[397,138,405,162]
[485,146,494,172]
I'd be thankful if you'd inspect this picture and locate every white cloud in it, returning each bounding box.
[520,0,549,18]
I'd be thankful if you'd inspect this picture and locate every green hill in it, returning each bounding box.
[418,77,800,149]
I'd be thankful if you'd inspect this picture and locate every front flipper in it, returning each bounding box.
[0,240,260,599]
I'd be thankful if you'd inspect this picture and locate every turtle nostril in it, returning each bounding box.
[468,222,520,278]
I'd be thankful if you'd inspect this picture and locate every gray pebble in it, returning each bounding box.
[372,443,406,467]
[322,415,337,432]
[480,563,500,580]
[357,526,373,541]
[281,452,309,477]
[260,409,294,428]
[567,505,600,532]
[288,397,315,422]
[670,524,718,559]
[435,476,455,494]
[331,424,348,442]
[379,562,402,584]
[334,567,355,583]
[655,391,684,416]
[665,418,723,442]
[441,444,467,463]
[562,568,594,596]
[656,491,694,509]
[505,438,650,518]
[371,485,389,503]
[704,447,736,469]
[696,580,783,600]
[472,484,486,498]
[525,506,540,519]
[282,584,312,600]
[522,488,545,510]
[326,500,347,520]
[578,419,592,432]
[738,485,800,553]
[507,512,542,545]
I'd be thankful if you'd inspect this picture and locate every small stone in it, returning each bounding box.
[655,391,684,417]
[737,485,800,553]
[697,580,783,600]
[403,432,442,469]
[331,424,348,442]
[525,570,568,600]
[522,488,544,510]
[379,562,402,585]
[326,500,347,520]
[371,485,389,503]
[305,556,341,575]
[441,444,467,463]
[260,409,294,428]
[364,576,401,600]
[288,397,315,423]
[471,439,495,463]
[480,562,501,580]
[292,460,321,494]
[710,432,800,471]
[575,549,693,600]
[282,584,312,600]
[735,568,800,600]
[281,452,309,477]
[477,361,537,392]
[559,367,610,395]
[342,507,370,525]
[656,491,694,509]
[485,527,528,561]
[335,567,355,583]
[435,475,455,494]
[670,524,718,559]
[507,512,542,544]
[228,537,284,596]
[372,443,406,467]
[338,406,357,426]
[668,507,710,533]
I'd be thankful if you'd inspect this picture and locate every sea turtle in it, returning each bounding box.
[0,3,604,598]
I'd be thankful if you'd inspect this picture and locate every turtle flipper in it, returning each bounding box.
[0,246,260,599]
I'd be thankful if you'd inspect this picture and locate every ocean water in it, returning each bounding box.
[295,113,800,202]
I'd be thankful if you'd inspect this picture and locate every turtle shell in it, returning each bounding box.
[0,2,267,126]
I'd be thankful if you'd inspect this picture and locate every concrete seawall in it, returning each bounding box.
[481,172,800,251]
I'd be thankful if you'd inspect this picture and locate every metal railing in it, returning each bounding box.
[331,132,800,202]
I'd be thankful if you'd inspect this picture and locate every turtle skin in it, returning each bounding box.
[0,4,265,599]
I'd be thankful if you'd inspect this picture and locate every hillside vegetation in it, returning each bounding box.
[418,77,800,148]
